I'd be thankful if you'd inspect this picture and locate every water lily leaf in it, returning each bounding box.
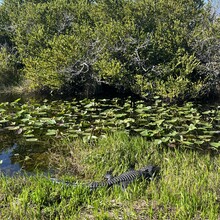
[135,109,144,113]
[68,134,78,138]
[198,135,212,139]
[166,118,178,123]
[199,122,212,128]
[90,135,98,139]
[67,129,76,134]
[154,139,162,145]
[40,118,56,125]
[115,113,127,118]
[154,96,160,99]
[84,102,95,108]
[45,129,57,136]
[168,131,178,137]
[34,122,44,127]
[24,134,35,138]
[16,109,26,115]
[161,137,170,142]
[210,142,220,148]
[140,130,150,137]
[12,98,21,103]
[24,155,31,161]
[26,138,38,142]
[187,124,197,131]
[194,140,205,145]
[88,113,99,118]
[21,118,30,123]
[202,110,212,115]
[155,119,164,126]
[133,128,144,132]
[181,141,193,145]
[5,126,20,131]
[204,130,220,134]
[0,119,9,123]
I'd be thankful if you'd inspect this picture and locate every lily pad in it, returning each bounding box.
[26,138,38,142]
[5,126,20,131]
[140,130,150,137]
[45,129,57,136]
[210,142,220,148]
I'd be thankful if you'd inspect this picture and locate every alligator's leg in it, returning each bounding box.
[104,170,114,181]
[121,181,130,189]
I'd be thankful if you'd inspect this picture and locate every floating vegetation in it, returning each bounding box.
[0,98,220,150]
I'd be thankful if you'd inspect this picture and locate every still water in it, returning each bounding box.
[0,93,52,175]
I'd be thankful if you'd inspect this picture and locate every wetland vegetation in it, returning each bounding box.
[0,97,220,219]
[0,0,220,219]
[1,97,220,150]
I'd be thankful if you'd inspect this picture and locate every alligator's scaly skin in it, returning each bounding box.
[51,165,159,190]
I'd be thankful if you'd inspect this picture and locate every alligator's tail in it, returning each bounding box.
[50,178,78,186]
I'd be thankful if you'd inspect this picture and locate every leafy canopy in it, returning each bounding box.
[0,0,219,100]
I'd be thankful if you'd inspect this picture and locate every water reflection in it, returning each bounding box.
[0,141,49,176]
[0,143,21,175]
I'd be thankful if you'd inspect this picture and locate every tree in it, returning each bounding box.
[2,0,219,100]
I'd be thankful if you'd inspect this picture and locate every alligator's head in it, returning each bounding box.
[140,165,160,179]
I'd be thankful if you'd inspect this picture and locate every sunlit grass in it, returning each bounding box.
[0,132,219,219]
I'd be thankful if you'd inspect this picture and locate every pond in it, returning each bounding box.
[0,95,220,175]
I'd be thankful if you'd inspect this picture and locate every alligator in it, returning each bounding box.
[50,165,160,190]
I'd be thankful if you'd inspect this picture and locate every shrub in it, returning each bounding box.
[1,0,219,100]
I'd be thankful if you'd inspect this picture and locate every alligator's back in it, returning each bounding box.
[89,165,159,190]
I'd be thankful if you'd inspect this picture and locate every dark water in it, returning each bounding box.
[0,92,23,175]
[0,93,50,176]
[0,144,21,175]
[0,134,50,176]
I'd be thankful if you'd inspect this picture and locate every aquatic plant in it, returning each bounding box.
[0,98,220,150]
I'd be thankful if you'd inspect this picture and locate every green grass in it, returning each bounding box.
[0,132,219,219]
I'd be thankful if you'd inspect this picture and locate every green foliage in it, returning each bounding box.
[0,46,20,87]
[1,0,219,100]
[0,2,23,88]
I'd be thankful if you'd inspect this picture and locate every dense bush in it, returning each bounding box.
[0,0,219,100]
[0,2,22,88]
[0,46,19,86]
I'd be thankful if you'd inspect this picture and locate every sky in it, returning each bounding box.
[211,1,220,14]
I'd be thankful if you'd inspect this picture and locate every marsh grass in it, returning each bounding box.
[0,132,219,219]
